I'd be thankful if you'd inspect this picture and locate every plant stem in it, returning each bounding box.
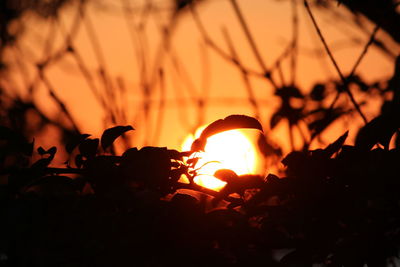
[304,0,368,124]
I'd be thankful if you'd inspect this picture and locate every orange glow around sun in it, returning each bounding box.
[181,126,259,191]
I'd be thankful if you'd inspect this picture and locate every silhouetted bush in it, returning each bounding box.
[2,109,400,266]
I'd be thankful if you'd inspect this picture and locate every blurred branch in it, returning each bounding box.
[189,5,264,79]
[152,68,166,145]
[132,97,274,108]
[38,69,80,132]
[319,5,396,59]
[277,62,286,87]
[339,0,400,44]
[197,40,210,127]
[348,24,380,77]
[222,27,261,119]
[304,0,368,124]
[229,0,267,73]
[82,10,121,123]
[289,0,299,86]
[329,23,380,110]
[229,0,279,89]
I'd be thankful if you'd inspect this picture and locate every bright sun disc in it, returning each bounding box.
[181,126,259,191]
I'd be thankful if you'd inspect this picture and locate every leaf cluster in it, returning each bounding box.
[1,114,400,266]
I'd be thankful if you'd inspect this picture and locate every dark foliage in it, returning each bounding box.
[2,112,400,266]
[191,114,263,152]
[1,0,400,266]
[0,0,77,62]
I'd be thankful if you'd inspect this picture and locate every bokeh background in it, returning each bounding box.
[1,0,399,165]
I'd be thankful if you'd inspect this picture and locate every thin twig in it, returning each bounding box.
[168,58,193,131]
[329,23,380,110]
[56,15,110,114]
[229,0,267,72]
[189,4,265,80]
[304,0,367,124]
[152,68,166,145]
[197,40,210,127]
[222,27,261,119]
[168,48,199,99]
[22,3,83,96]
[82,10,119,121]
[290,0,299,86]
[350,24,380,76]
[301,4,333,78]
[276,61,286,87]
[229,0,279,89]
[121,0,148,76]
[38,70,81,133]
[121,0,154,144]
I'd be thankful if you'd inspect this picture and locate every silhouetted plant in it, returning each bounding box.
[1,0,400,266]
[2,110,400,265]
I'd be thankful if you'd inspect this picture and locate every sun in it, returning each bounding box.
[181,126,260,191]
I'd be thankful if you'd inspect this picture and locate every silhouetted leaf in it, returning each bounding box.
[191,115,263,151]
[47,146,57,157]
[355,114,398,150]
[37,146,46,155]
[201,115,263,140]
[244,174,286,209]
[388,55,400,93]
[101,125,134,150]
[31,158,52,170]
[190,138,207,152]
[323,131,348,157]
[308,108,345,139]
[355,57,400,150]
[228,174,265,196]
[213,169,264,205]
[79,138,99,158]
[37,146,57,160]
[214,169,239,182]
[65,134,91,153]
[282,151,305,167]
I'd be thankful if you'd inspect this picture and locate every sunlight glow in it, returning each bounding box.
[181,126,259,191]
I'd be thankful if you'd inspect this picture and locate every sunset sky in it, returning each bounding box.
[3,0,398,155]
[3,2,400,264]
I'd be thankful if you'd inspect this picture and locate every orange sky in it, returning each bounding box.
[4,0,398,156]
